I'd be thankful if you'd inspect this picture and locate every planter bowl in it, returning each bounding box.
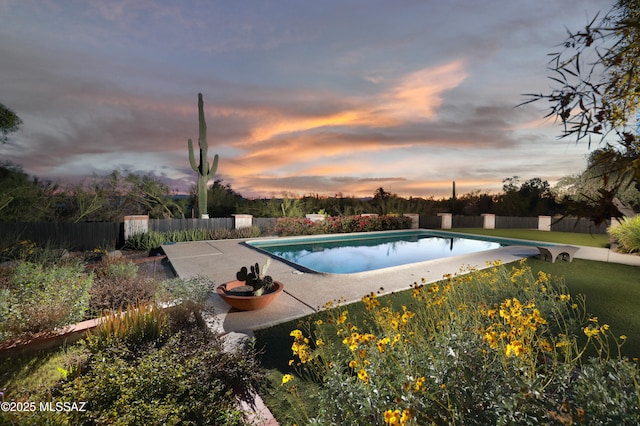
[216,280,284,311]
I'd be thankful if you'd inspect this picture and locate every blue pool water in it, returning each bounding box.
[247,231,502,274]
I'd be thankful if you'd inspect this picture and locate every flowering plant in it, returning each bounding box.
[277,260,639,425]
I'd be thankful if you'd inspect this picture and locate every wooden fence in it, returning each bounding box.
[0,214,611,252]
[0,222,121,251]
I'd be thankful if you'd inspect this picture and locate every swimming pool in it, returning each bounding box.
[247,230,504,274]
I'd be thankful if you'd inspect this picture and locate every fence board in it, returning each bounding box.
[0,222,121,251]
[551,217,609,234]
[496,216,538,229]
[419,216,441,228]
[452,215,483,228]
[253,217,277,234]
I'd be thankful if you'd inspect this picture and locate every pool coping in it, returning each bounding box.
[244,229,549,275]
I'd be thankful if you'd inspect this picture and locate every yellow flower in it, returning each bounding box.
[290,329,303,339]
[281,374,294,385]
[377,337,391,353]
[357,369,369,384]
[559,294,571,302]
[620,335,628,340]
[583,326,599,338]
[505,340,525,357]
[384,409,399,425]
[483,331,499,349]
[392,333,402,345]
[349,360,358,368]
[540,339,553,352]
[400,409,413,424]
[414,376,426,392]
[315,319,323,325]
[316,338,325,347]
[337,311,348,325]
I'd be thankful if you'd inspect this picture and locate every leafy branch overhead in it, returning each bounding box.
[522,0,640,214]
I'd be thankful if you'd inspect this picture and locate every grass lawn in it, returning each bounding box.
[527,257,640,357]
[448,228,611,248]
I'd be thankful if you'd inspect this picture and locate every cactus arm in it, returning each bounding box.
[188,138,198,172]
[209,153,219,178]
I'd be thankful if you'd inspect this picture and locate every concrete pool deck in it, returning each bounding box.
[161,232,640,334]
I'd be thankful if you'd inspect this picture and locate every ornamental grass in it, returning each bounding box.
[279,260,639,425]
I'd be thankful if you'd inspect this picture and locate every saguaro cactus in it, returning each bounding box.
[188,93,219,218]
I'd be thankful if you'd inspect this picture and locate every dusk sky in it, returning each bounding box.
[0,0,615,199]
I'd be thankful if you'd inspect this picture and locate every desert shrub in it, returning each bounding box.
[86,301,167,353]
[278,261,640,425]
[61,330,257,425]
[209,225,262,240]
[0,262,93,340]
[125,226,263,251]
[609,215,640,253]
[156,275,215,306]
[3,307,263,425]
[156,276,216,329]
[274,215,413,236]
[123,231,167,251]
[274,217,323,236]
[89,258,157,315]
[0,239,69,265]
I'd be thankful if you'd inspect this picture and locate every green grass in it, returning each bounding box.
[0,345,88,399]
[527,257,640,357]
[449,228,610,248]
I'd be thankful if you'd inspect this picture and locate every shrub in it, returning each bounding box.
[2,308,263,425]
[274,215,413,236]
[274,217,322,236]
[89,258,157,315]
[124,231,167,251]
[0,239,69,265]
[278,261,640,425]
[86,301,167,353]
[609,215,640,253]
[322,214,412,233]
[209,225,262,240]
[0,262,93,340]
[156,275,215,306]
[125,226,263,250]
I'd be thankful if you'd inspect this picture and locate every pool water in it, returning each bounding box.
[248,231,502,274]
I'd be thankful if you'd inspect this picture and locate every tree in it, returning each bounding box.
[523,0,640,216]
[205,179,245,217]
[496,176,561,216]
[0,162,57,221]
[0,102,22,144]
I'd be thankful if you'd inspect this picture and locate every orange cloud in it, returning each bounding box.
[378,60,468,120]
[236,60,468,145]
